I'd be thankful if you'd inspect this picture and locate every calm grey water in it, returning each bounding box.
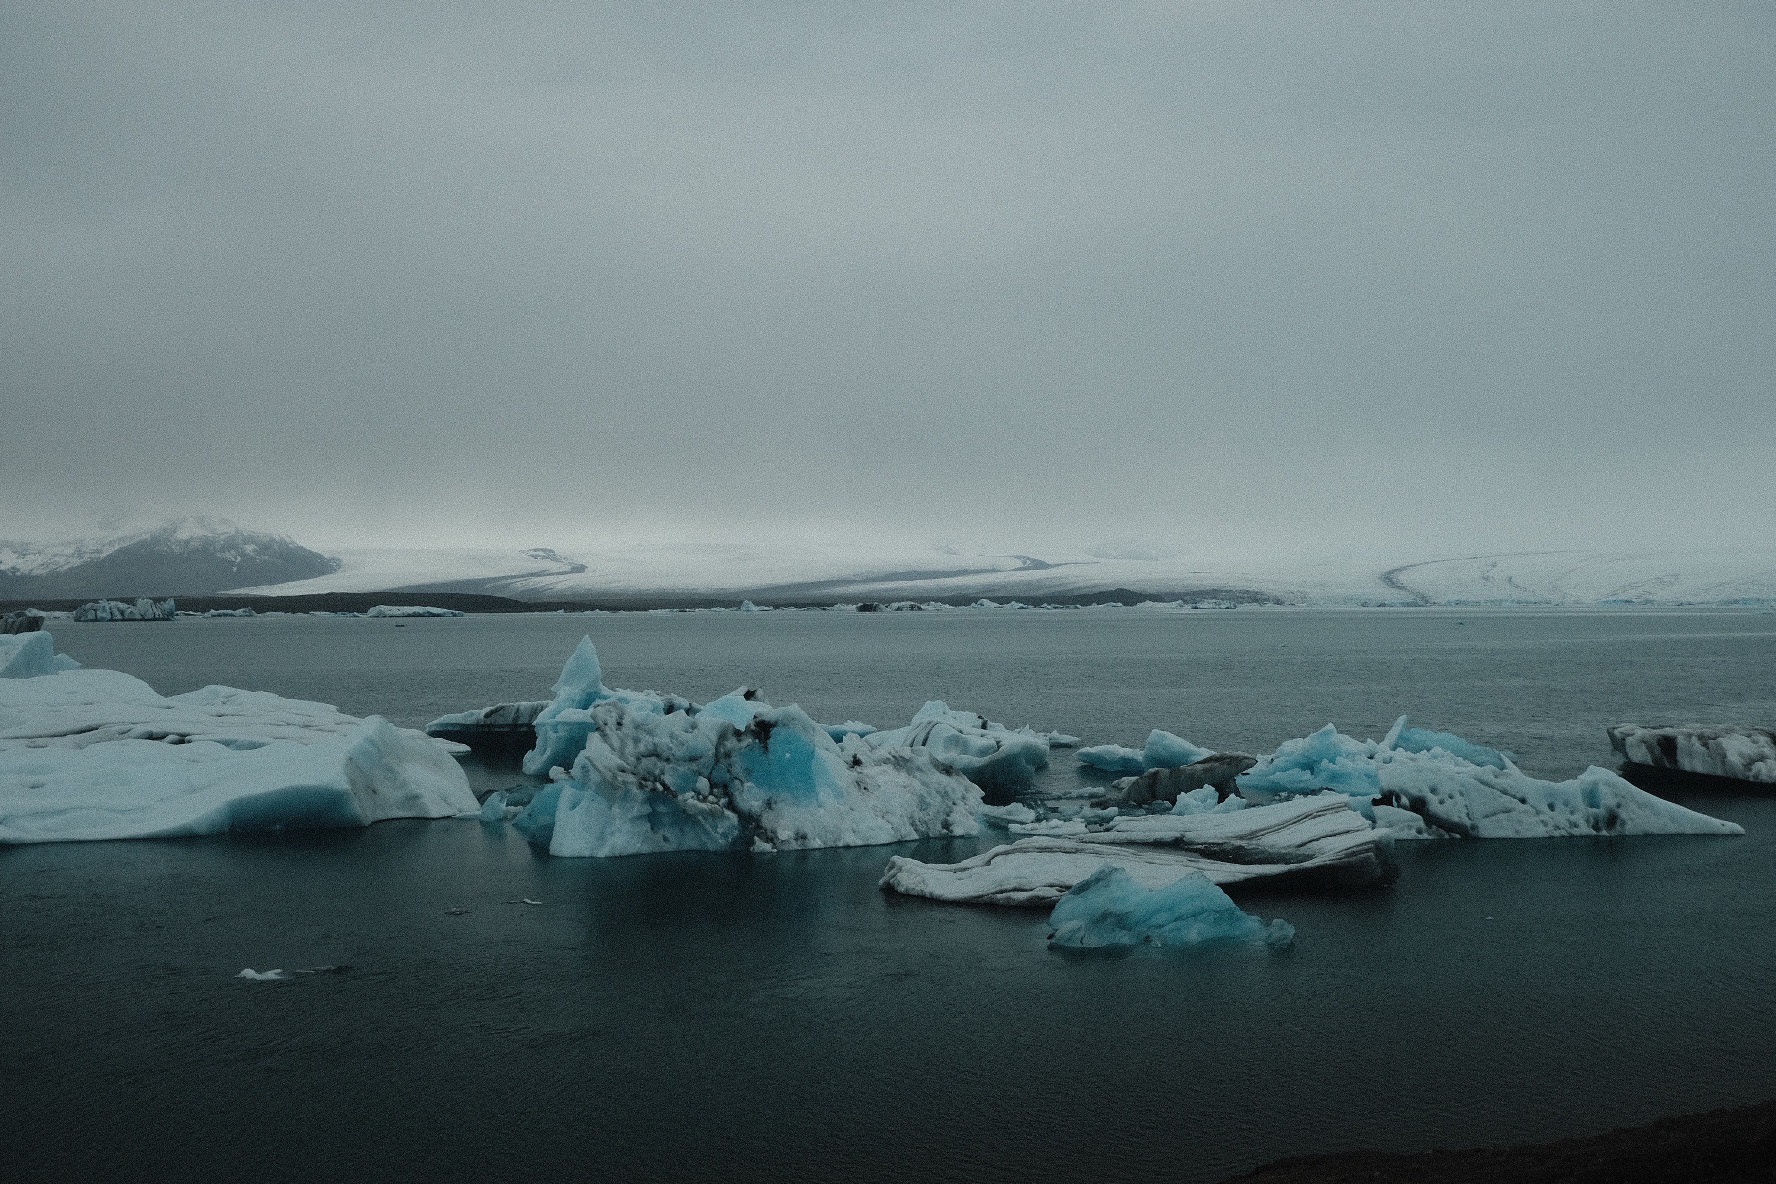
[5,609,1775,1184]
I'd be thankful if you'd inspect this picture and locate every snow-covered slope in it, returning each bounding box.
[237,543,1776,606]
[0,518,339,598]
[1379,549,1776,605]
[14,520,1773,607]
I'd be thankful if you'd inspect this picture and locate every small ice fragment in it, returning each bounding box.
[238,969,291,981]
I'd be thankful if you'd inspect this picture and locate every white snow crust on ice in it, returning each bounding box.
[1047,866,1294,951]
[1609,724,1776,784]
[1076,729,1214,774]
[508,638,984,857]
[881,793,1390,906]
[1238,718,1742,838]
[0,632,80,679]
[0,645,476,844]
[860,702,1059,794]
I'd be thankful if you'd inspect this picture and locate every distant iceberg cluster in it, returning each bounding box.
[71,597,176,622]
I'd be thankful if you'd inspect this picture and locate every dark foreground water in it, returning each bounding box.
[5,609,1775,1183]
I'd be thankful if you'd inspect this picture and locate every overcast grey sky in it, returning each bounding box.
[4,2,1771,559]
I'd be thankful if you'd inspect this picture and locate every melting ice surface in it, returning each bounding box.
[1048,866,1295,951]
[510,638,984,856]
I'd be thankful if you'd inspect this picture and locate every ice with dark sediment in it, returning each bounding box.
[1237,716,1742,838]
[504,638,984,857]
[881,793,1392,906]
[1609,723,1776,785]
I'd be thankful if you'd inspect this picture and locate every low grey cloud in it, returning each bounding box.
[4,2,1771,560]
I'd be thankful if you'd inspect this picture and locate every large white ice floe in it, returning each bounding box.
[1237,717,1742,838]
[1047,867,1294,951]
[881,793,1391,906]
[508,638,983,856]
[1609,724,1776,785]
[0,632,81,679]
[1076,729,1214,774]
[0,634,476,844]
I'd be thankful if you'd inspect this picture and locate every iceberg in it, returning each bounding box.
[881,793,1391,906]
[0,652,476,844]
[425,701,548,753]
[1047,866,1294,951]
[71,597,175,622]
[1077,729,1214,774]
[861,702,1057,794]
[1609,724,1776,785]
[1110,753,1258,807]
[0,631,81,679]
[510,638,984,856]
[1238,719,1742,838]
[365,605,466,618]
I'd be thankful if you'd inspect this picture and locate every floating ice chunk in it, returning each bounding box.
[1009,818,1089,836]
[238,969,291,981]
[365,605,465,617]
[1078,729,1213,774]
[1143,730,1214,769]
[1169,785,1248,815]
[863,701,1054,794]
[72,598,175,622]
[511,640,983,857]
[1609,724,1776,784]
[1371,803,1440,838]
[425,701,547,753]
[1382,715,1512,769]
[1238,724,1383,798]
[478,790,510,823]
[1075,744,1146,774]
[1048,867,1294,951]
[0,632,80,679]
[1240,723,1741,838]
[0,662,476,844]
[976,802,1038,826]
[0,715,475,844]
[882,794,1390,906]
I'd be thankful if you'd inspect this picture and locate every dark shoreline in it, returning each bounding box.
[1220,1098,1776,1183]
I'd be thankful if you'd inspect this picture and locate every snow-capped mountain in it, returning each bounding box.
[0,518,341,598]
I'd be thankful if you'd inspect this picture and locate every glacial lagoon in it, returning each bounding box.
[5,607,1775,1183]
